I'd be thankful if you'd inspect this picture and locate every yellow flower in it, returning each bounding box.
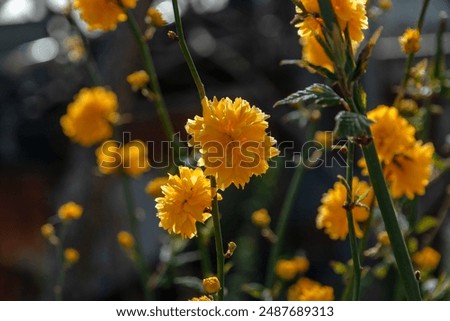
[288,277,334,301]
[60,87,119,147]
[316,177,373,240]
[378,0,392,11]
[398,99,419,115]
[127,70,150,91]
[121,140,151,177]
[366,105,416,163]
[412,246,441,271]
[41,223,55,239]
[95,140,151,177]
[146,7,166,28]
[73,0,137,31]
[377,231,390,246]
[186,97,279,190]
[251,208,271,229]
[202,276,221,294]
[155,166,213,239]
[384,141,434,199]
[399,28,421,54]
[189,295,212,301]
[96,140,121,175]
[64,248,80,264]
[117,231,135,250]
[293,256,310,273]
[275,259,301,281]
[301,35,334,73]
[314,131,333,148]
[145,177,169,198]
[63,35,86,62]
[58,202,83,221]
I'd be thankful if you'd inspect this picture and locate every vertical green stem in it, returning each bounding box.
[394,0,431,106]
[125,11,176,144]
[362,139,422,300]
[121,175,152,300]
[265,120,319,290]
[54,223,67,301]
[344,142,361,300]
[196,227,213,277]
[210,176,224,300]
[171,0,206,100]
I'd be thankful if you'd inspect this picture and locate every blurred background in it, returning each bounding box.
[0,0,449,300]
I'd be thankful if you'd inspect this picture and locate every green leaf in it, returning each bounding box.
[318,0,338,32]
[274,84,344,108]
[330,261,348,275]
[415,215,438,234]
[174,276,203,292]
[333,111,373,138]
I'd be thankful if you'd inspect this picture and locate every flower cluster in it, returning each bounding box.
[359,105,434,199]
[186,97,279,190]
[316,177,373,240]
[60,87,119,147]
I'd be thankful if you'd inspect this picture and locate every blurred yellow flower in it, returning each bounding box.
[64,248,80,264]
[412,246,441,271]
[288,277,334,301]
[58,202,83,221]
[186,97,279,190]
[189,295,212,301]
[293,256,310,273]
[61,87,119,147]
[127,70,150,91]
[156,167,213,239]
[121,141,151,177]
[96,140,151,177]
[202,276,221,294]
[117,231,135,250]
[301,35,334,73]
[275,259,301,281]
[378,0,392,11]
[41,223,55,239]
[73,0,137,31]
[377,231,390,246]
[366,105,416,163]
[384,141,434,199]
[145,177,169,198]
[251,208,271,229]
[316,177,373,240]
[146,7,167,28]
[399,28,421,54]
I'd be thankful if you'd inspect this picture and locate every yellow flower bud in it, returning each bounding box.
[202,276,221,294]
[146,7,167,28]
[58,202,83,221]
[275,259,299,281]
[293,256,310,274]
[377,231,390,246]
[127,70,150,91]
[189,295,212,301]
[41,223,55,239]
[378,0,392,11]
[64,248,80,264]
[117,231,135,250]
[251,208,271,229]
[412,246,441,271]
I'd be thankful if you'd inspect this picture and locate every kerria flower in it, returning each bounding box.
[275,257,310,281]
[412,246,441,271]
[186,97,279,190]
[189,296,212,301]
[73,0,137,31]
[64,248,80,264]
[399,28,421,54]
[366,105,416,163]
[288,277,334,301]
[96,140,151,177]
[384,141,434,199]
[155,166,215,239]
[127,70,150,91]
[146,7,167,28]
[316,177,373,240]
[61,87,119,147]
[295,0,368,72]
[202,276,221,294]
[145,177,169,198]
[58,201,83,221]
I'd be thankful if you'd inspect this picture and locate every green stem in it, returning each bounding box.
[125,11,176,145]
[265,120,319,291]
[362,139,422,300]
[121,175,152,300]
[54,223,68,301]
[210,176,224,300]
[344,141,361,300]
[171,0,206,100]
[394,0,431,106]
[196,226,213,277]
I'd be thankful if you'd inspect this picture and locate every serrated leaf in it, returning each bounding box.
[415,215,438,234]
[274,84,343,108]
[174,276,203,292]
[352,27,383,81]
[333,111,373,138]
